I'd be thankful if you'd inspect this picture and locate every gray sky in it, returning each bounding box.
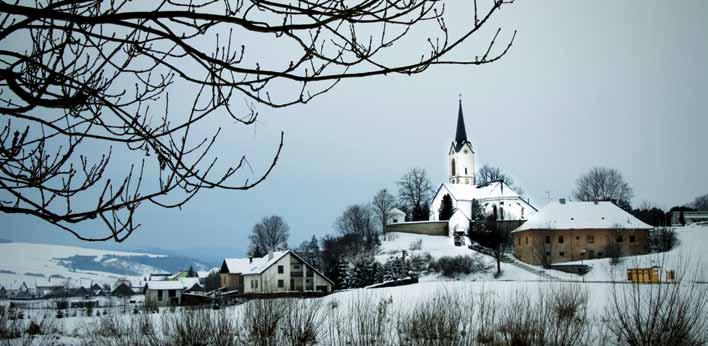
[2,1,707,259]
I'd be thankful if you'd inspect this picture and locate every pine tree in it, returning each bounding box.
[186,266,197,278]
[337,258,352,289]
[439,194,455,221]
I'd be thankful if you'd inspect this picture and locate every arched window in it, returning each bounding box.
[500,207,505,220]
[492,205,498,220]
[451,159,456,176]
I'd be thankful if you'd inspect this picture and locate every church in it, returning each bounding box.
[428,100,537,235]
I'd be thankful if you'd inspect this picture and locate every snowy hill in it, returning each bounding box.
[0,242,207,288]
[379,232,541,281]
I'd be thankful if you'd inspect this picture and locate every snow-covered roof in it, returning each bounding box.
[389,208,406,216]
[223,251,289,275]
[514,201,653,232]
[440,181,521,201]
[178,277,201,290]
[146,280,183,290]
[242,251,289,275]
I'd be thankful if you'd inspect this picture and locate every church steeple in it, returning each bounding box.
[448,98,475,185]
[454,99,468,149]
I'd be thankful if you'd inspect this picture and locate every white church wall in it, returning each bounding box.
[448,143,475,185]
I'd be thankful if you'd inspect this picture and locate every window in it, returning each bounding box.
[576,236,580,240]
[545,251,551,256]
[393,219,398,223]
[629,235,636,243]
[545,236,551,244]
[451,159,456,176]
[500,207,505,221]
[518,237,521,246]
[587,235,594,243]
[168,290,176,298]
[598,252,604,257]
[521,208,525,219]
[278,265,284,274]
[616,235,624,243]
[559,251,565,257]
[254,280,258,289]
[525,236,528,245]
[558,236,564,244]
[278,280,284,288]
[465,168,468,175]
[157,290,163,301]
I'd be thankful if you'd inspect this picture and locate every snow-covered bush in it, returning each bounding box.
[396,289,473,345]
[281,299,326,346]
[241,298,285,345]
[430,255,487,277]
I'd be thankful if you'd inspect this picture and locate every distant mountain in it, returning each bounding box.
[0,238,11,244]
[0,242,209,287]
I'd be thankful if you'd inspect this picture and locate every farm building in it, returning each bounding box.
[513,200,652,265]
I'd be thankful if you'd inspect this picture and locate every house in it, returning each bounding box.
[220,250,334,295]
[111,282,136,297]
[512,200,652,265]
[35,281,65,297]
[144,277,203,306]
[386,208,407,225]
[389,100,537,237]
[670,210,708,226]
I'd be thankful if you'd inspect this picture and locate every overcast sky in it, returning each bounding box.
[2,1,707,260]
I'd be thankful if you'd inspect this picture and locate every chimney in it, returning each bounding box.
[249,256,253,264]
[267,250,274,260]
[559,198,566,205]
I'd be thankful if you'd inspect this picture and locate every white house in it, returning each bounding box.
[428,100,537,235]
[144,277,202,306]
[386,208,407,225]
[224,250,333,295]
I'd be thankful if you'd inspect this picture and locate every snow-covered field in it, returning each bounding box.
[0,242,165,288]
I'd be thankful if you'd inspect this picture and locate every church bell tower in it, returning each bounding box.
[448,99,475,185]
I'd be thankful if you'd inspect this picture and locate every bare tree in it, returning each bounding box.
[248,215,290,256]
[0,0,517,241]
[334,204,377,251]
[398,168,434,221]
[574,167,633,208]
[371,189,396,233]
[691,194,708,211]
[476,164,518,191]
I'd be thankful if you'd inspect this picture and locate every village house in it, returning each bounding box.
[512,200,652,265]
[220,250,333,295]
[144,277,202,307]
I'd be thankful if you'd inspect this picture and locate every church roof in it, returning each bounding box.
[440,181,520,201]
[514,201,652,232]
[452,100,471,152]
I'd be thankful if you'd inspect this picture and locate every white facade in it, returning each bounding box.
[241,251,333,294]
[448,142,475,185]
[387,208,407,225]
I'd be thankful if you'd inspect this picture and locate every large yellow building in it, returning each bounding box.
[512,200,652,266]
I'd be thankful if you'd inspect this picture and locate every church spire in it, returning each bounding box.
[454,99,468,151]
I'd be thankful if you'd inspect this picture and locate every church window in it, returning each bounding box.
[521,208,525,219]
[500,207,504,220]
[451,159,456,176]
[465,168,468,175]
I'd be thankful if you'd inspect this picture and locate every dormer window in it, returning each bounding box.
[463,149,468,154]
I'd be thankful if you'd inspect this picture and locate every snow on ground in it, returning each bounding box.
[379,232,541,281]
[539,224,708,282]
[0,242,163,288]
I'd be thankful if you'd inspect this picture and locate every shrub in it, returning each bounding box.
[431,255,487,277]
[408,239,422,251]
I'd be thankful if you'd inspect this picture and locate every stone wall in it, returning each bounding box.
[385,221,449,236]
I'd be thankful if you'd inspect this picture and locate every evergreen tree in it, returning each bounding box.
[337,258,352,289]
[186,266,197,278]
[438,194,455,221]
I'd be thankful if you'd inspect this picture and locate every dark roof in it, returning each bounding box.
[452,100,471,152]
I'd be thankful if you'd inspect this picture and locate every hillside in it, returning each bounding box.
[0,242,207,288]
